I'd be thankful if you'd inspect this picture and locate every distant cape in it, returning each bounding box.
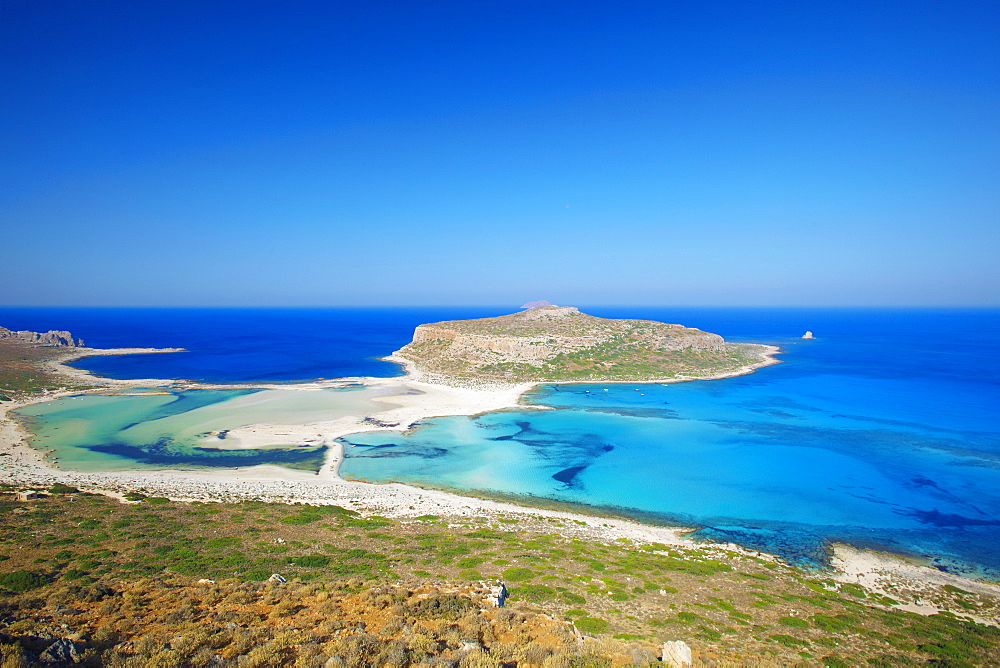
[0,325,84,347]
[520,300,553,309]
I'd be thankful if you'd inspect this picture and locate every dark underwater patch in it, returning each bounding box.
[710,419,1000,468]
[85,439,326,471]
[340,438,449,459]
[688,524,831,569]
[900,509,1000,528]
[552,465,587,487]
[746,408,800,419]
[484,420,547,440]
[136,389,260,423]
[584,407,681,419]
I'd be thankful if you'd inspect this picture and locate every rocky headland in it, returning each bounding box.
[0,325,185,400]
[0,326,84,348]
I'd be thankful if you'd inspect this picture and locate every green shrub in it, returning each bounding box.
[459,569,482,580]
[779,616,810,628]
[439,543,472,555]
[769,634,808,648]
[514,584,556,602]
[291,554,330,568]
[0,570,49,592]
[812,613,857,633]
[407,595,474,619]
[204,537,240,550]
[574,617,608,634]
[239,568,271,582]
[943,584,973,596]
[49,483,79,494]
[675,611,705,624]
[465,529,513,540]
[839,583,867,598]
[561,591,586,605]
[502,567,535,582]
[341,516,391,528]
[61,569,90,580]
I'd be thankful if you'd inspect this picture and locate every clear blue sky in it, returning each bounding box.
[3,0,998,306]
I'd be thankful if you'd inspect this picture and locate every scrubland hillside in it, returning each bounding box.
[1,490,998,666]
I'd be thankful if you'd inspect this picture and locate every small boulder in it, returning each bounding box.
[661,640,692,667]
[267,573,287,584]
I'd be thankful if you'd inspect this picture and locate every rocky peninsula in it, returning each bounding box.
[393,305,778,385]
[0,325,184,401]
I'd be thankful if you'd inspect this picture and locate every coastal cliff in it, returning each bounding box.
[395,305,773,383]
[0,326,84,347]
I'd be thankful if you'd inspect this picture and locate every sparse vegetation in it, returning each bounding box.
[0,489,996,665]
[0,338,92,398]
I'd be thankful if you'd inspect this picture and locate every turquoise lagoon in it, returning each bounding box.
[15,386,391,472]
[336,308,1000,575]
[6,307,1000,575]
[340,374,1000,573]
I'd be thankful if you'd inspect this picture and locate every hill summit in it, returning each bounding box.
[394,306,774,384]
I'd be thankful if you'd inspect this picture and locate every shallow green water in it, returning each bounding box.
[16,386,389,472]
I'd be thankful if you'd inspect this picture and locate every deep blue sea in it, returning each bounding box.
[0,307,508,382]
[3,307,999,575]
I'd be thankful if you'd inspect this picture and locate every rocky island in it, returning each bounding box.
[393,305,777,384]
